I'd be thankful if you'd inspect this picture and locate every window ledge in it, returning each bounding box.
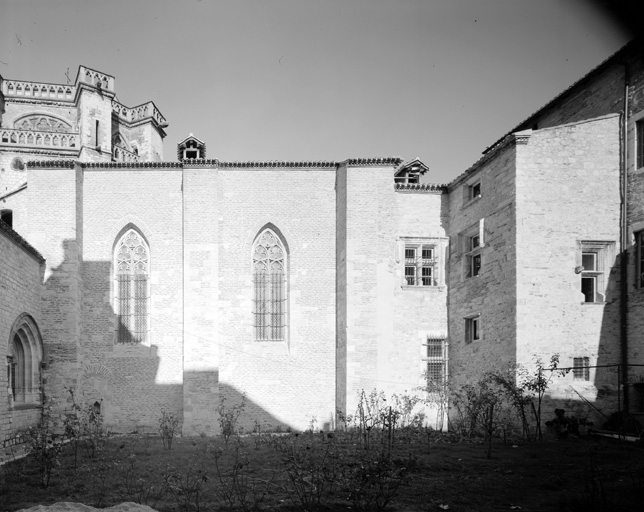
[401,285,445,291]
[580,302,606,306]
[10,403,42,411]
[462,195,482,209]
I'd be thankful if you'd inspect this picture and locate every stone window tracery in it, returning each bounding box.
[114,229,150,344]
[253,229,287,341]
[14,115,72,133]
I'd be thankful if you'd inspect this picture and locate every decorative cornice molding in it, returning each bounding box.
[82,161,182,169]
[395,183,447,193]
[219,160,337,169]
[514,133,531,145]
[0,219,46,264]
[27,160,76,169]
[4,98,75,107]
[344,157,403,167]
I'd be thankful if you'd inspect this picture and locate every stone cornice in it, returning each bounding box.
[344,157,403,167]
[28,160,76,169]
[395,183,447,193]
[218,160,337,169]
[0,220,45,264]
[82,162,182,169]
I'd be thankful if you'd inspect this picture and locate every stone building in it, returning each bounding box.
[1,40,644,448]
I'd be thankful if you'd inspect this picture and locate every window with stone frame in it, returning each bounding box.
[404,244,437,286]
[573,357,590,381]
[7,314,43,407]
[464,314,480,343]
[461,220,484,279]
[253,228,287,341]
[423,336,447,390]
[578,241,614,303]
[636,230,644,289]
[462,177,482,205]
[114,229,150,344]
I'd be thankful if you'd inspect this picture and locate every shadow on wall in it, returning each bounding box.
[37,239,294,436]
[541,250,641,431]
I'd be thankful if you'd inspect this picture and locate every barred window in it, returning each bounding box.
[573,357,590,381]
[424,337,447,389]
[253,229,287,341]
[114,229,149,344]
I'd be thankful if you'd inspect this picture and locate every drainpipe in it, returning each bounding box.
[620,62,629,413]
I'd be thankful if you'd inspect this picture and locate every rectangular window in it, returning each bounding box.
[463,179,482,204]
[424,338,447,388]
[469,182,481,200]
[466,235,482,278]
[579,241,613,303]
[573,357,590,381]
[636,231,644,288]
[637,120,644,169]
[465,316,480,343]
[404,244,436,286]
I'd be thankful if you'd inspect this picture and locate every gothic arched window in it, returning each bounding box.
[114,229,150,344]
[253,229,287,341]
[7,314,43,406]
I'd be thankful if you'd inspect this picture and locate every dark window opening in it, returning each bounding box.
[637,120,644,169]
[1,209,13,228]
[185,150,198,159]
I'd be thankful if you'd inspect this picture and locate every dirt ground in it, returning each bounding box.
[1,431,642,512]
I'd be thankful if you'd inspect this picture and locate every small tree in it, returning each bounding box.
[27,397,65,487]
[522,354,568,440]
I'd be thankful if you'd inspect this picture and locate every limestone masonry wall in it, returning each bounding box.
[447,141,518,386]
[0,222,44,451]
[515,115,621,424]
[217,167,337,431]
[81,166,184,432]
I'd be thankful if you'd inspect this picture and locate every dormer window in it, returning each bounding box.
[394,158,429,185]
[178,134,206,161]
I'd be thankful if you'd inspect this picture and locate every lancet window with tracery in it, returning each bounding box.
[114,230,149,344]
[253,229,287,341]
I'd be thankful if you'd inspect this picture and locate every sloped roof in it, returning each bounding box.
[482,39,636,156]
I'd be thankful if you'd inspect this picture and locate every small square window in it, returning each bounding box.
[573,357,590,381]
[465,316,480,343]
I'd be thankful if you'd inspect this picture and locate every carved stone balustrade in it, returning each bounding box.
[111,100,167,127]
[1,80,75,101]
[113,146,141,163]
[0,128,78,152]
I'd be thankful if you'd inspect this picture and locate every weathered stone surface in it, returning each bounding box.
[17,503,158,512]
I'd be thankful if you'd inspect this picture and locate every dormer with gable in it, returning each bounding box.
[394,158,429,184]
[178,134,206,160]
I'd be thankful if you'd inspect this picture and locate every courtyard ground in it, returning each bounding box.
[0,430,642,512]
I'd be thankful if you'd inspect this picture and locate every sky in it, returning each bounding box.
[0,0,633,184]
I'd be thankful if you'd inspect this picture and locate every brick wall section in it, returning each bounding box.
[0,222,44,450]
[515,115,621,423]
[24,164,84,422]
[392,189,448,428]
[447,142,518,386]
[217,167,336,431]
[341,164,404,415]
[81,166,184,432]
[182,166,219,435]
[335,165,347,419]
